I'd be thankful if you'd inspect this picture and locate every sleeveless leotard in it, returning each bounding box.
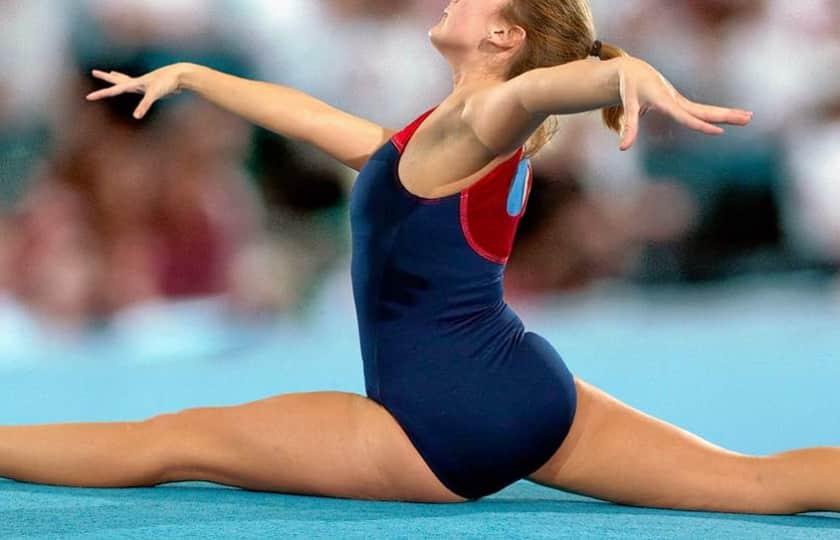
[350,107,577,500]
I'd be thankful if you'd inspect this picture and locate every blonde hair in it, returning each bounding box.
[501,0,628,156]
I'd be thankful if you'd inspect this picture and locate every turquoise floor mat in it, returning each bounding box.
[1,275,839,538]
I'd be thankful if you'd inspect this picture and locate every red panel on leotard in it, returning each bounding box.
[392,107,436,152]
[390,105,532,265]
[460,149,529,264]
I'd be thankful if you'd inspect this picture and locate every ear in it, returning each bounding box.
[486,24,526,51]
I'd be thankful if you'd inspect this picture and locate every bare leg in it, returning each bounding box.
[0,420,159,487]
[0,391,466,503]
[529,378,840,514]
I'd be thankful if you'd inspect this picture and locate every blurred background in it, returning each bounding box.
[0,0,838,370]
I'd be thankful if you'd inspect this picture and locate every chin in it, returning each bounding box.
[428,26,445,52]
[428,19,443,39]
[428,22,457,53]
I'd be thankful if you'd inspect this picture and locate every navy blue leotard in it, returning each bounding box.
[350,108,577,500]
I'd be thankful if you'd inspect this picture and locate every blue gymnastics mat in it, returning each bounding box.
[1,273,839,538]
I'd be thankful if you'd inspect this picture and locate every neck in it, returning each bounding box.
[448,57,507,94]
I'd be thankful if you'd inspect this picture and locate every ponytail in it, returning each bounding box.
[501,0,629,157]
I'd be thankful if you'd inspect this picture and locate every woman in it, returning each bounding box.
[5,0,835,514]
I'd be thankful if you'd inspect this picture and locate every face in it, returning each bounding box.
[429,0,513,54]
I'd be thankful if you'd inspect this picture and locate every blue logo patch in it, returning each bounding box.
[506,160,530,217]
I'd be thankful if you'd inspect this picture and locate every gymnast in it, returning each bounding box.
[3,0,838,514]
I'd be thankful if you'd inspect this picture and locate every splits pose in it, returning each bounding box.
[4,0,838,514]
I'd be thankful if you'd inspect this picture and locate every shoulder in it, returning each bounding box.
[462,80,546,156]
[402,99,473,155]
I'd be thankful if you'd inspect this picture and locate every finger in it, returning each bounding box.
[89,70,140,95]
[109,70,135,83]
[619,98,641,152]
[677,96,753,125]
[664,101,725,136]
[91,69,120,84]
[133,92,158,119]
[92,69,133,81]
[85,83,132,101]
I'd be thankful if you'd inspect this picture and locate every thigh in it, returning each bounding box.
[528,378,766,512]
[149,391,466,503]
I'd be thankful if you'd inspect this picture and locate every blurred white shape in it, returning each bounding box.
[784,121,840,261]
[590,0,654,36]
[767,0,838,35]
[0,0,71,122]
[718,15,840,135]
[236,0,450,126]
[107,296,239,364]
[0,293,42,366]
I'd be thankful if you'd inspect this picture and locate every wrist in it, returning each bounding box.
[176,62,205,92]
[607,57,628,107]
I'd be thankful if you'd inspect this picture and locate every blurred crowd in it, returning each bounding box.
[0,0,838,339]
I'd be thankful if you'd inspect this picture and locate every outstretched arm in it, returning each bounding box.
[462,56,753,154]
[86,63,394,171]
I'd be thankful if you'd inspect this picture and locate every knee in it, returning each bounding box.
[144,407,215,435]
[143,409,190,436]
[140,409,207,484]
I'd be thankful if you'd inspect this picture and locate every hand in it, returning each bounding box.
[85,64,187,120]
[617,57,753,151]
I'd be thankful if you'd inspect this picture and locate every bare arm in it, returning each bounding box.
[86,63,394,171]
[462,56,753,154]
